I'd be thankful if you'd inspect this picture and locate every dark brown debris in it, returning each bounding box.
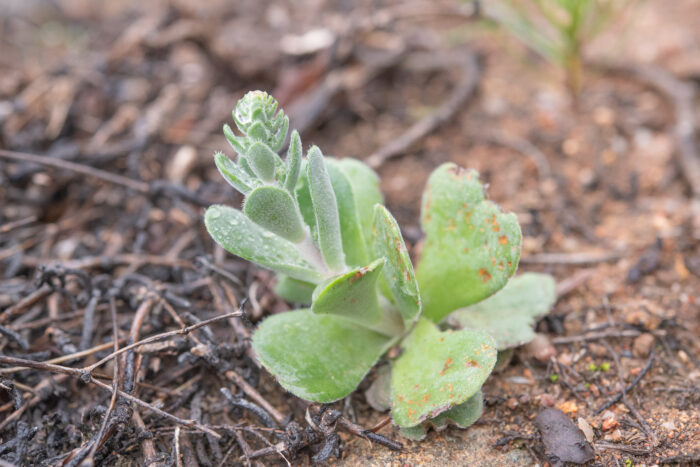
[534,408,595,466]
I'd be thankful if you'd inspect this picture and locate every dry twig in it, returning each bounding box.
[0,355,221,438]
[366,49,480,168]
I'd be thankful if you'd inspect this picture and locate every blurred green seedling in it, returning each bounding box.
[483,0,633,99]
[205,91,556,438]
[589,362,611,372]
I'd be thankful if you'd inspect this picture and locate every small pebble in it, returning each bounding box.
[633,333,655,358]
[558,353,573,365]
[601,416,619,431]
[167,145,197,183]
[610,428,623,442]
[624,310,660,330]
[539,393,555,407]
[593,106,615,126]
[588,343,608,357]
[558,400,578,415]
[524,333,556,363]
[662,421,676,431]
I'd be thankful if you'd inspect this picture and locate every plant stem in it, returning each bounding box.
[565,44,583,104]
[297,233,332,277]
[369,298,405,338]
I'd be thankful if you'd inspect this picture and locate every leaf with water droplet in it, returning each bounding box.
[205,205,321,283]
[243,186,306,243]
[214,152,257,195]
[223,124,247,154]
[246,142,280,181]
[246,121,269,143]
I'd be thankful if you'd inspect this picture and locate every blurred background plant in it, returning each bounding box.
[481,0,637,100]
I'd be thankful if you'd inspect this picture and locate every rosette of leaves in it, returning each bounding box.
[205,91,553,438]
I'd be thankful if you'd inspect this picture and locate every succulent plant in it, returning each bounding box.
[205,91,555,437]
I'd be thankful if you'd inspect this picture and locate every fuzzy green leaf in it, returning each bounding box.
[228,90,289,158]
[297,159,378,267]
[307,147,345,271]
[274,275,315,305]
[336,158,383,253]
[326,160,368,267]
[237,154,255,177]
[246,121,269,143]
[391,318,496,428]
[269,112,289,152]
[234,91,278,132]
[214,152,257,195]
[223,124,246,154]
[372,205,421,325]
[232,112,247,136]
[284,130,302,194]
[416,163,522,323]
[399,391,483,440]
[447,273,556,350]
[243,186,306,243]
[246,142,279,181]
[295,167,316,241]
[269,110,284,132]
[311,258,385,327]
[250,106,266,123]
[205,205,321,283]
[252,309,396,402]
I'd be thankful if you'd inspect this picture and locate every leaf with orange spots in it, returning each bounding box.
[390,318,496,428]
[447,273,556,350]
[372,205,421,326]
[416,163,522,323]
[399,391,483,440]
